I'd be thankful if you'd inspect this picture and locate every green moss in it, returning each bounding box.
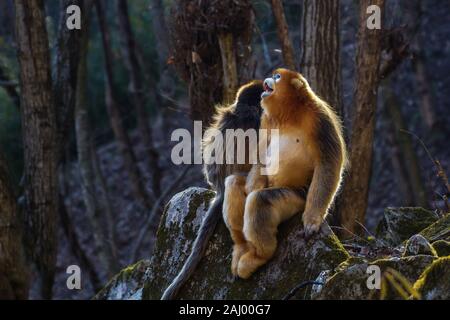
[93,260,151,300]
[413,257,450,300]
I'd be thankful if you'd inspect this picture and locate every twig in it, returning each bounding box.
[331,226,371,244]
[354,220,388,247]
[400,129,450,212]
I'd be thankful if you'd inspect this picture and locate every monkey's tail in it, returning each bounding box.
[161,193,224,300]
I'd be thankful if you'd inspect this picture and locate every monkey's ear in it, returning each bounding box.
[291,78,304,90]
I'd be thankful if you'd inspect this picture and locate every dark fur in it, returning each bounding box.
[161,81,264,300]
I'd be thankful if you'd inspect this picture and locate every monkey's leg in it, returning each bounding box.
[238,188,305,279]
[223,175,248,276]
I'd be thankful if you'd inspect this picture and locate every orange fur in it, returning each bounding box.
[235,68,347,279]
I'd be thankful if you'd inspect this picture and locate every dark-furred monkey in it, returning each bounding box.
[161,80,264,299]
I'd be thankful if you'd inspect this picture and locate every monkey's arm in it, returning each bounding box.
[302,116,345,237]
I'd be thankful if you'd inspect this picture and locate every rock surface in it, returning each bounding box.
[315,255,436,300]
[376,207,440,246]
[413,257,450,300]
[431,240,450,257]
[403,234,437,257]
[94,260,151,300]
[143,187,349,299]
[95,189,450,300]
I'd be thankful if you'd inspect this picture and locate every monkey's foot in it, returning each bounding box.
[231,243,249,276]
[237,251,268,279]
[301,212,323,240]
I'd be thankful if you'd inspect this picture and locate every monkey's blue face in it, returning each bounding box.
[261,73,281,99]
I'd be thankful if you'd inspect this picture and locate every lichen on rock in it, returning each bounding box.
[94,189,448,300]
[376,207,440,246]
[142,187,349,300]
[93,260,151,300]
[403,234,437,257]
[419,213,450,242]
[413,257,450,300]
[315,255,436,300]
[431,240,450,257]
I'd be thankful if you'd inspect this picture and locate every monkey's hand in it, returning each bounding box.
[301,210,324,240]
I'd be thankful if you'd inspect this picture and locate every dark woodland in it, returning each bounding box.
[0,0,449,301]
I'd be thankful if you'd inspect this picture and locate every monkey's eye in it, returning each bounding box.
[273,73,281,82]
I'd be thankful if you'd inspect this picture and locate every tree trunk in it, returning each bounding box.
[149,0,170,67]
[270,0,296,70]
[117,0,162,199]
[0,151,29,299]
[59,172,102,292]
[169,0,253,125]
[412,53,436,129]
[339,0,385,237]
[75,0,118,278]
[95,0,151,209]
[0,0,15,42]
[383,81,428,208]
[54,0,84,151]
[403,0,436,130]
[14,0,59,299]
[300,0,342,114]
[218,33,239,104]
[0,65,20,109]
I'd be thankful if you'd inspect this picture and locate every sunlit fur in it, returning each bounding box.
[237,68,348,279]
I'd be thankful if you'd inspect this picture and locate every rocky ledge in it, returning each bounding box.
[94,187,450,300]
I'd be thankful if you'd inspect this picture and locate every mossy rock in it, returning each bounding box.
[93,260,151,300]
[315,255,436,300]
[403,234,437,257]
[376,207,440,246]
[420,213,450,242]
[413,257,450,300]
[140,187,349,300]
[431,240,450,257]
[91,186,347,300]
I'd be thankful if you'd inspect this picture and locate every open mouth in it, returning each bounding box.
[261,78,274,98]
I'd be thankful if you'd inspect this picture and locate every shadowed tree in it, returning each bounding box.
[383,80,428,208]
[54,0,84,151]
[0,65,20,109]
[14,0,59,298]
[270,0,296,70]
[0,151,29,299]
[339,0,385,237]
[96,0,152,209]
[169,0,254,124]
[75,0,118,279]
[300,0,342,114]
[403,0,436,130]
[149,0,170,68]
[117,0,162,199]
